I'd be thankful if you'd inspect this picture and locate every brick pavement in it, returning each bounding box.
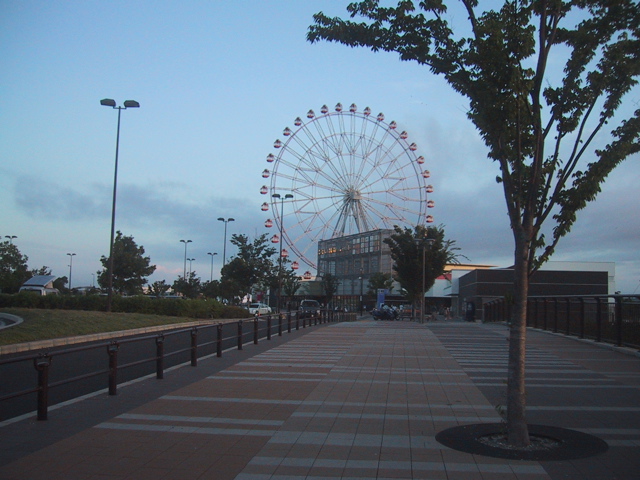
[0,320,638,479]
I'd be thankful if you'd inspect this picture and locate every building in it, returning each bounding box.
[456,262,614,321]
[317,229,397,296]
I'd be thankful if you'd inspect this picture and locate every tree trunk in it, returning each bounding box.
[506,232,531,446]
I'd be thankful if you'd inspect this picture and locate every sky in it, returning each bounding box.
[1,0,638,294]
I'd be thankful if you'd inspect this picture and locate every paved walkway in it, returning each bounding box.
[0,320,638,479]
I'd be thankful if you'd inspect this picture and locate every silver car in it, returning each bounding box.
[248,303,272,315]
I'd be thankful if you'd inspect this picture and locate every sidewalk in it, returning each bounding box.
[0,320,638,479]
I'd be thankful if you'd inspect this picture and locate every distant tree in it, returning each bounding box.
[320,273,340,306]
[282,267,302,309]
[201,279,221,299]
[221,234,277,299]
[53,276,68,292]
[309,0,640,445]
[97,231,156,296]
[172,272,202,299]
[384,225,463,311]
[367,272,395,295]
[31,266,52,277]
[0,241,30,293]
[148,280,170,298]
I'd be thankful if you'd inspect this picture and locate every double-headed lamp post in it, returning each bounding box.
[180,239,192,279]
[207,252,218,282]
[415,237,435,323]
[5,236,17,245]
[217,218,235,266]
[101,98,139,312]
[66,253,76,291]
[272,193,293,313]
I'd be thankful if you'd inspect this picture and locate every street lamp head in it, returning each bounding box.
[180,239,192,244]
[123,100,140,108]
[217,217,224,222]
[100,98,116,107]
[285,194,294,199]
[228,218,235,222]
[208,252,218,256]
[272,193,281,199]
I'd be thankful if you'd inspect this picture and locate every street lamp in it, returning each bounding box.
[415,237,435,323]
[359,269,364,315]
[66,253,76,291]
[5,236,17,244]
[217,217,235,266]
[207,252,218,282]
[272,193,293,312]
[180,239,192,279]
[101,98,139,312]
[187,258,195,277]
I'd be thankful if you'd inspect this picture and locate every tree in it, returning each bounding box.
[221,234,277,300]
[31,266,52,277]
[201,279,221,299]
[308,0,640,446]
[0,241,30,293]
[97,231,156,296]
[320,273,340,306]
[172,272,202,299]
[282,267,302,309]
[367,272,395,295]
[384,225,463,311]
[148,280,170,298]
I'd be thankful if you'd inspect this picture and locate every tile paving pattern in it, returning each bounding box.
[0,320,638,479]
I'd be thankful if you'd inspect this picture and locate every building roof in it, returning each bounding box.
[22,275,57,287]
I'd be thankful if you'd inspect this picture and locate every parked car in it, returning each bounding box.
[298,299,321,318]
[248,303,272,315]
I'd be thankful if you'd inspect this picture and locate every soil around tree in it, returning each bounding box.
[435,423,609,461]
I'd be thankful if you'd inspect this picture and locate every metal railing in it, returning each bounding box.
[483,295,640,349]
[0,310,356,421]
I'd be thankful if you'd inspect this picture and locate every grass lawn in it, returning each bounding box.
[0,308,210,346]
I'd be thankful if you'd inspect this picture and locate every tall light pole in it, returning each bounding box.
[187,258,195,277]
[217,217,235,266]
[101,98,139,312]
[66,253,76,291]
[5,235,17,244]
[180,239,192,279]
[207,252,218,282]
[415,237,435,323]
[272,193,293,313]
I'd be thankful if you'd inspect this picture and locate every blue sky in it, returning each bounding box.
[1,1,638,293]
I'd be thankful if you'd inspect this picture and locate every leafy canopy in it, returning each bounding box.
[309,0,640,271]
[97,231,156,295]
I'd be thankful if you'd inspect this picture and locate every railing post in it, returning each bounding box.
[565,298,571,336]
[156,335,165,379]
[267,315,272,340]
[254,317,259,345]
[238,321,243,350]
[108,342,119,395]
[615,296,623,347]
[190,328,198,367]
[579,298,585,339]
[543,299,548,330]
[553,298,559,333]
[296,312,300,330]
[34,355,51,421]
[596,297,602,342]
[216,323,223,357]
[303,315,306,328]
[278,314,282,336]
[287,312,292,333]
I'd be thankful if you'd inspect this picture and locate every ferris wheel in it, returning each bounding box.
[260,103,434,271]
